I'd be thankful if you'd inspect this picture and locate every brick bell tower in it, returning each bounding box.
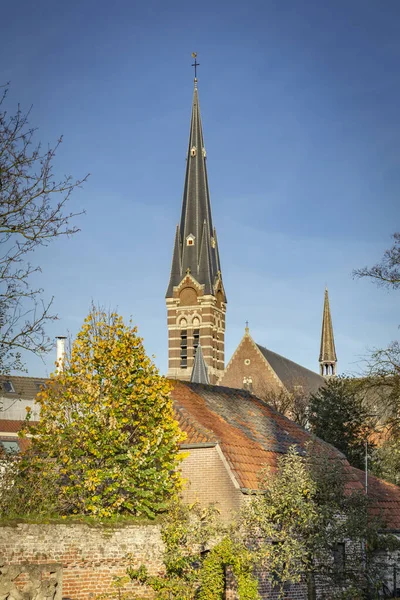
[166,59,227,384]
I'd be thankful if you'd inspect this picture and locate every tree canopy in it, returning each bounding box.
[240,445,395,600]
[308,378,375,470]
[2,308,185,518]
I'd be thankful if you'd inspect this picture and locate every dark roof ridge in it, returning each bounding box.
[255,344,321,379]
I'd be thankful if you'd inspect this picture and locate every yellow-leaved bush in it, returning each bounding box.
[21,309,186,518]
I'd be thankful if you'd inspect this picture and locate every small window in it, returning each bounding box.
[0,440,20,454]
[333,542,345,574]
[243,377,253,393]
[181,330,188,368]
[3,381,15,393]
[193,329,200,350]
[186,234,195,247]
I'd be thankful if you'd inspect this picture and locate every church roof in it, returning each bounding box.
[190,345,210,384]
[256,344,325,395]
[171,381,400,530]
[319,288,337,363]
[166,82,223,298]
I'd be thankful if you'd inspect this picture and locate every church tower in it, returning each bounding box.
[319,288,337,377]
[166,63,227,384]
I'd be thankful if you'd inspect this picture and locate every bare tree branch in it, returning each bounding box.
[353,232,400,290]
[0,85,88,373]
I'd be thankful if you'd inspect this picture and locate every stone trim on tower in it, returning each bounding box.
[166,64,226,384]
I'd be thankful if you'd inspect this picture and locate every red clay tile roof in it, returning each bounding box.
[0,419,38,452]
[1,379,399,530]
[171,381,400,531]
[0,419,39,433]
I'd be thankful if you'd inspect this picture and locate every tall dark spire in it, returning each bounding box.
[166,82,223,297]
[166,61,226,384]
[319,288,337,377]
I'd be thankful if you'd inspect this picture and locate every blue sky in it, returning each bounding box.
[2,0,399,378]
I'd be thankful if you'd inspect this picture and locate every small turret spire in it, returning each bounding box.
[319,287,337,377]
[191,344,210,384]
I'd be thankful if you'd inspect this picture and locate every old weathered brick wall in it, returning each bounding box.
[0,522,341,600]
[180,446,243,519]
[0,523,163,599]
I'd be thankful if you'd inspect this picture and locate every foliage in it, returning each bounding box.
[0,448,64,517]
[308,377,376,470]
[2,308,185,518]
[353,232,400,290]
[127,501,260,600]
[0,84,88,373]
[370,428,400,486]
[198,537,259,600]
[239,445,395,600]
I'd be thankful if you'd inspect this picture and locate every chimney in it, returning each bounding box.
[56,336,67,373]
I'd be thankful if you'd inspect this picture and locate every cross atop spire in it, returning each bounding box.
[319,287,337,377]
[192,52,200,85]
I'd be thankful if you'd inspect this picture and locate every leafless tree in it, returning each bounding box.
[256,380,310,428]
[353,233,400,483]
[353,232,400,290]
[353,233,400,424]
[0,85,88,373]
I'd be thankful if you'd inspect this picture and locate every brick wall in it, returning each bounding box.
[0,522,348,600]
[180,446,243,519]
[219,334,284,396]
[0,523,163,599]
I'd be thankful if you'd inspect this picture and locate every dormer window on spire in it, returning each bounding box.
[186,234,195,246]
[190,146,197,157]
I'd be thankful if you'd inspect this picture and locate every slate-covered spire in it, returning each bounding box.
[319,288,337,377]
[191,344,210,384]
[166,81,223,298]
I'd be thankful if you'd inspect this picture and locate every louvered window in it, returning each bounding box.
[180,330,188,368]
